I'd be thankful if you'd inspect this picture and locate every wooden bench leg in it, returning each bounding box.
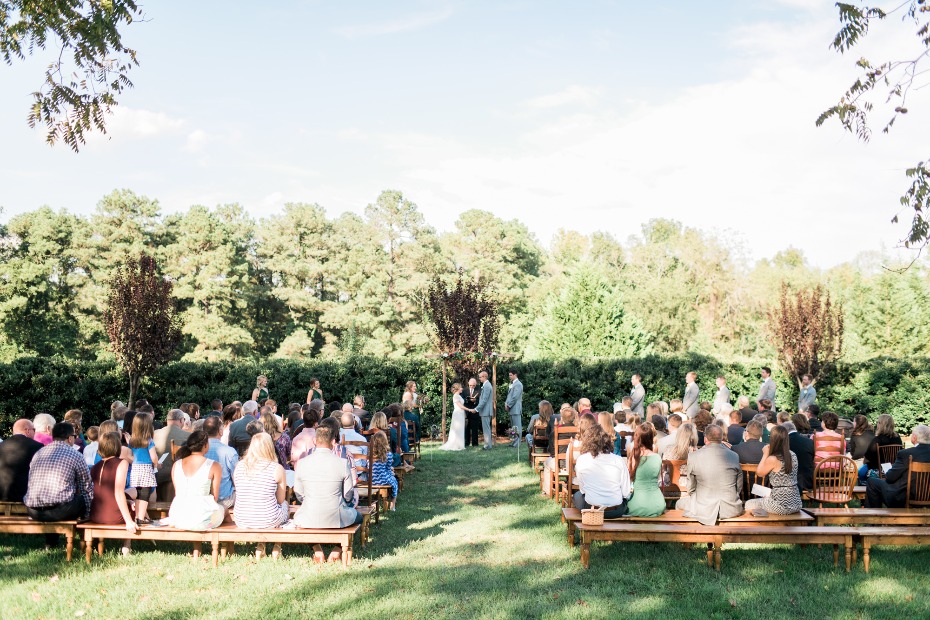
[85,536,93,564]
[862,540,871,573]
[832,544,839,568]
[97,539,104,557]
[844,542,852,573]
[580,541,590,569]
[193,541,202,558]
[714,544,722,572]
[66,533,73,562]
[342,541,352,567]
[211,542,219,568]
[567,522,575,548]
[706,544,713,568]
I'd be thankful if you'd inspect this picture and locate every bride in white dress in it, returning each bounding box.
[440,383,467,451]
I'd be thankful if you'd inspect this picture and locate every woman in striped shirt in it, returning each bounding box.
[232,433,289,559]
[369,431,398,510]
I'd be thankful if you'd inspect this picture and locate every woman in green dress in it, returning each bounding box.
[625,422,666,517]
[252,375,269,402]
[305,377,323,404]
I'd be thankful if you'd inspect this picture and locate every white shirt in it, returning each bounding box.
[574,452,631,506]
[657,429,678,459]
[83,441,99,467]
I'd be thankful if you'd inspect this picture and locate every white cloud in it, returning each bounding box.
[184,129,209,153]
[106,107,185,138]
[525,85,601,109]
[334,6,453,38]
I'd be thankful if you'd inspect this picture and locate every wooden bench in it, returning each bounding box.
[0,516,77,561]
[0,501,28,516]
[805,507,930,526]
[857,527,930,573]
[575,522,853,572]
[561,508,813,547]
[78,522,362,567]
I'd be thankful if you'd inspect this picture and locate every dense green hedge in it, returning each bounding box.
[1,354,928,435]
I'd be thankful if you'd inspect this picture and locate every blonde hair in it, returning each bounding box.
[260,411,281,436]
[99,420,120,436]
[370,431,390,463]
[560,408,577,426]
[129,413,154,449]
[242,432,278,475]
[256,374,267,387]
[668,423,697,460]
[597,412,616,440]
[370,412,389,432]
[875,414,896,437]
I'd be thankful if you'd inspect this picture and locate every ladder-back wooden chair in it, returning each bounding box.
[660,459,688,505]
[905,458,930,509]
[808,456,857,507]
[617,431,634,457]
[406,420,421,457]
[548,425,578,499]
[351,450,377,544]
[740,463,770,502]
[813,432,846,468]
[877,444,903,479]
[529,425,549,466]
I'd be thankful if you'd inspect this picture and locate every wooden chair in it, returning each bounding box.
[528,425,549,465]
[813,432,846,467]
[562,442,580,508]
[406,420,421,456]
[877,443,903,478]
[169,439,180,459]
[352,448,382,535]
[660,459,687,504]
[617,431,634,457]
[809,456,857,508]
[740,463,769,502]
[389,415,416,466]
[905,457,930,509]
[548,425,578,500]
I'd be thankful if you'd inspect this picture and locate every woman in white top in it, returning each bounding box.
[167,430,225,531]
[440,383,466,451]
[573,424,632,518]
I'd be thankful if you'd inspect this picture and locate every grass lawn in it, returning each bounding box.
[1,442,929,619]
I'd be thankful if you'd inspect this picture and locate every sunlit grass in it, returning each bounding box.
[0,443,929,619]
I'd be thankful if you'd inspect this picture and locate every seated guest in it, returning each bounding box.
[0,419,42,502]
[33,413,56,446]
[783,421,815,492]
[547,407,577,455]
[383,404,410,454]
[353,395,370,427]
[714,403,734,428]
[292,403,322,463]
[865,425,930,508]
[726,410,744,445]
[203,416,239,511]
[557,414,597,495]
[596,412,616,451]
[791,413,812,437]
[24,422,93,545]
[89,432,137,555]
[668,399,684,417]
[339,411,368,459]
[259,409,291,470]
[737,396,755,425]
[614,412,639,456]
[233,433,289,558]
[848,414,875,461]
[526,401,553,449]
[626,422,666,517]
[167,430,226,530]
[402,400,421,442]
[693,410,713,447]
[651,414,668,450]
[292,423,363,564]
[64,409,86,451]
[83,426,100,466]
[675,425,743,525]
[745,426,803,515]
[657,414,682,457]
[813,411,845,466]
[154,409,191,503]
[368,431,399,510]
[806,404,824,433]
[228,400,260,456]
[541,411,586,497]
[732,421,765,465]
[862,414,903,481]
[776,411,791,425]
[573,424,631,519]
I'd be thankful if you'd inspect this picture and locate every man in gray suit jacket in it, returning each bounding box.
[758,366,776,409]
[504,370,523,447]
[293,424,362,530]
[675,425,744,525]
[797,374,817,413]
[476,371,495,449]
[630,374,645,416]
[683,372,700,418]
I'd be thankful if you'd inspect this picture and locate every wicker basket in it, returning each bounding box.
[580,507,605,526]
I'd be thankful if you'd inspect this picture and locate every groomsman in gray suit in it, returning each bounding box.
[683,372,700,418]
[797,374,817,412]
[504,370,523,447]
[712,376,731,414]
[630,374,645,416]
[476,371,495,449]
[758,367,777,409]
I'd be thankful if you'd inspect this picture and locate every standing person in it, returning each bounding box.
[630,374,646,416]
[463,378,481,448]
[440,383,466,451]
[476,371,495,450]
[683,372,700,419]
[128,413,158,525]
[758,367,777,410]
[797,374,817,413]
[0,419,42,502]
[505,370,523,447]
[713,376,731,414]
[306,378,323,404]
[252,375,269,402]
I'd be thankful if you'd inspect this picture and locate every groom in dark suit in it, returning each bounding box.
[463,378,481,448]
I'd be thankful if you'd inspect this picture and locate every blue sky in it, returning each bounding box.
[1,1,927,267]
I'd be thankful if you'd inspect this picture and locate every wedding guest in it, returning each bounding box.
[657,414,682,458]
[573,425,631,519]
[675,425,743,525]
[233,433,289,558]
[727,410,744,445]
[154,409,191,503]
[291,405,321,465]
[625,422,666,517]
[791,413,812,437]
[89,432,137,555]
[651,415,668,450]
[848,415,875,461]
[168,431,225,530]
[783,421,815,492]
[865,425,930,508]
[204,416,239,511]
[258,410,291,470]
[745,426,803,515]
[862,414,903,481]
[737,396,755,424]
[368,431,399,509]
[806,404,824,433]
[813,411,845,466]
[693,410,712,446]
[33,413,56,446]
[732,421,765,465]
[63,409,86,451]
[0,419,42,502]
[526,401,553,450]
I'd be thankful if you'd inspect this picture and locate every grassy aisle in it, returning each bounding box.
[1,444,929,619]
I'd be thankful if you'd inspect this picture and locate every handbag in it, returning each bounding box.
[581,505,605,526]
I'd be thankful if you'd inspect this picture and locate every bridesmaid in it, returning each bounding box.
[306,378,323,404]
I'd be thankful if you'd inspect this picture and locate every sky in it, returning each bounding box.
[1,0,928,268]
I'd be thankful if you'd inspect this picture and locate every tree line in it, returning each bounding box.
[2,188,929,365]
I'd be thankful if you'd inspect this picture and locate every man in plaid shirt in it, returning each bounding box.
[24,422,93,544]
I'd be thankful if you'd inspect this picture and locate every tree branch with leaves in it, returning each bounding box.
[769,284,844,385]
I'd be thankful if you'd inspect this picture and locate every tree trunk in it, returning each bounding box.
[128,373,142,409]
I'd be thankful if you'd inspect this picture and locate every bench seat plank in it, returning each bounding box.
[805,507,930,526]
[0,517,76,561]
[856,526,930,573]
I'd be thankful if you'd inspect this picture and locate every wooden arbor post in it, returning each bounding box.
[491,358,497,438]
